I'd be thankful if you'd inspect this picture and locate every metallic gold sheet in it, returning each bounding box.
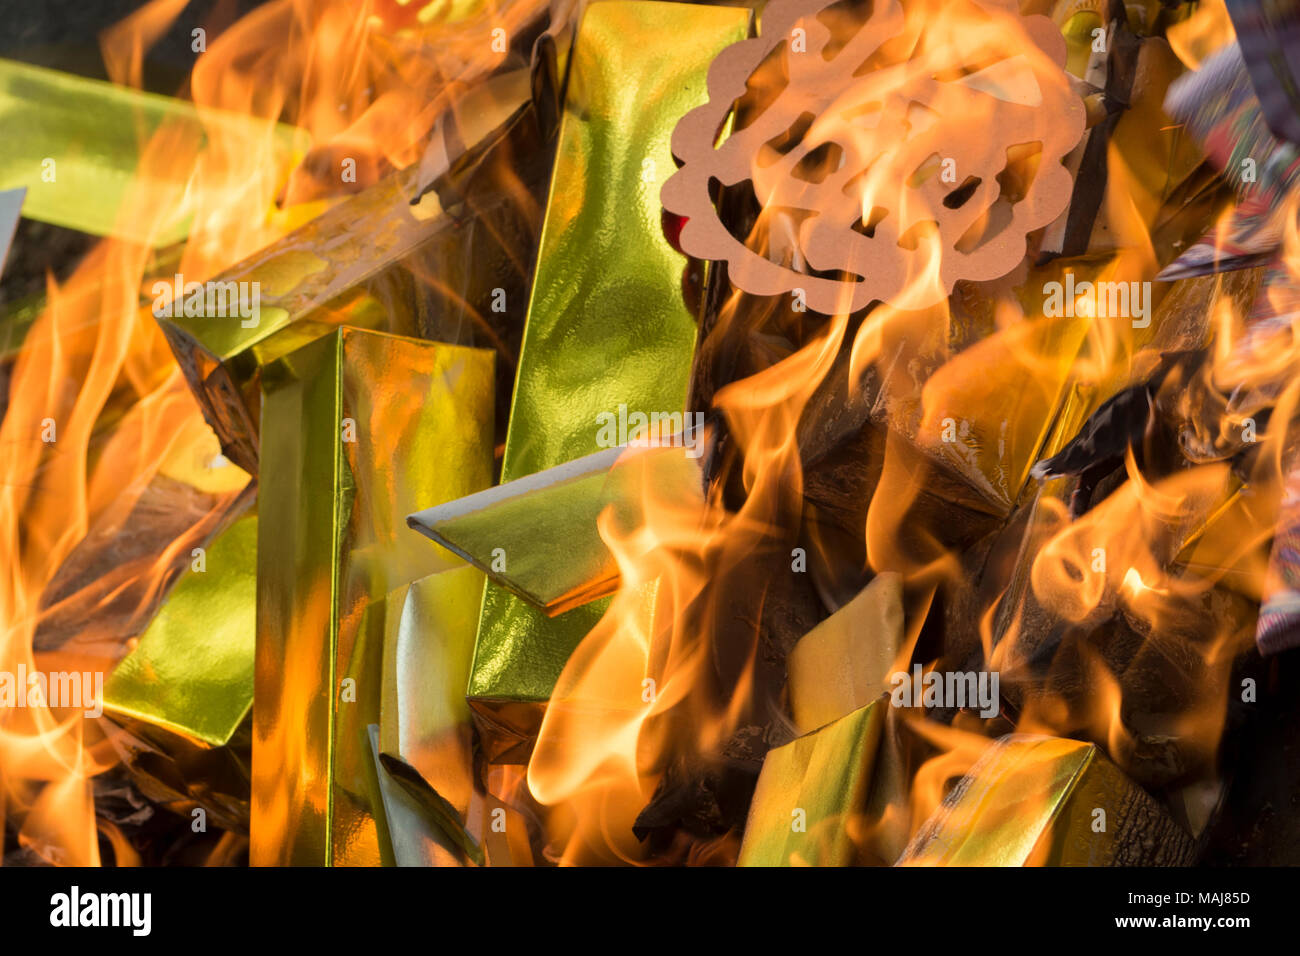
[1177,484,1272,601]
[252,328,493,866]
[910,303,1094,513]
[158,164,435,474]
[898,735,1195,866]
[0,59,308,245]
[738,699,884,867]
[409,444,703,615]
[103,511,258,748]
[787,573,903,735]
[467,0,753,761]
[160,100,535,474]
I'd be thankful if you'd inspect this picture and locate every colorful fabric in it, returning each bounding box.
[1227,0,1300,147]
[1155,196,1284,280]
[1160,44,1300,279]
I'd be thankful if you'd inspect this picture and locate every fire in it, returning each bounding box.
[529,0,1091,863]
[528,0,1281,865]
[4,0,1292,867]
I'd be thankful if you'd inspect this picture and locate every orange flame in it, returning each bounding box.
[526,0,1281,865]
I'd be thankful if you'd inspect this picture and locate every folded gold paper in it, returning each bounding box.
[0,59,308,246]
[97,489,258,834]
[160,101,535,474]
[787,572,904,735]
[158,164,433,474]
[1176,484,1272,601]
[252,328,493,866]
[103,510,258,748]
[908,302,1094,514]
[409,444,703,615]
[898,734,1195,866]
[466,0,753,762]
[738,699,884,867]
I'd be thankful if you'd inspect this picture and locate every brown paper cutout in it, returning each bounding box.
[661,0,1086,314]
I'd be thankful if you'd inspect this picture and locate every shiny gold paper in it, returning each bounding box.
[252,328,493,866]
[467,0,753,761]
[409,444,703,615]
[898,735,1195,866]
[1176,484,1272,601]
[157,164,434,474]
[738,699,884,867]
[161,100,534,474]
[103,511,258,748]
[911,303,1094,513]
[0,58,308,245]
[787,573,903,735]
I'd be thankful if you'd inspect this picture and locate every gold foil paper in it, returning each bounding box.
[0,59,308,245]
[911,304,1093,513]
[157,164,435,474]
[898,734,1195,866]
[467,0,753,761]
[409,444,703,615]
[252,328,493,866]
[160,101,535,474]
[1176,484,1272,601]
[103,511,258,748]
[738,699,884,867]
[787,573,903,734]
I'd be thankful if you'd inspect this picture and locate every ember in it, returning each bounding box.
[2,0,1300,884]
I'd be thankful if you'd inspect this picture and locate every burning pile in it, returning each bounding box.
[1,0,1298,867]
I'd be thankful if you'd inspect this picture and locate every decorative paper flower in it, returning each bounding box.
[662,0,1086,313]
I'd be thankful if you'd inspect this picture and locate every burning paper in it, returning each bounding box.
[103,511,257,748]
[738,699,885,866]
[252,329,494,865]
[462,0,752,761]
[7,0,1300,874]
[899,735,1195,865]
[409,443,704,615]
[0,58,308,246]
[786,573,904,734]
